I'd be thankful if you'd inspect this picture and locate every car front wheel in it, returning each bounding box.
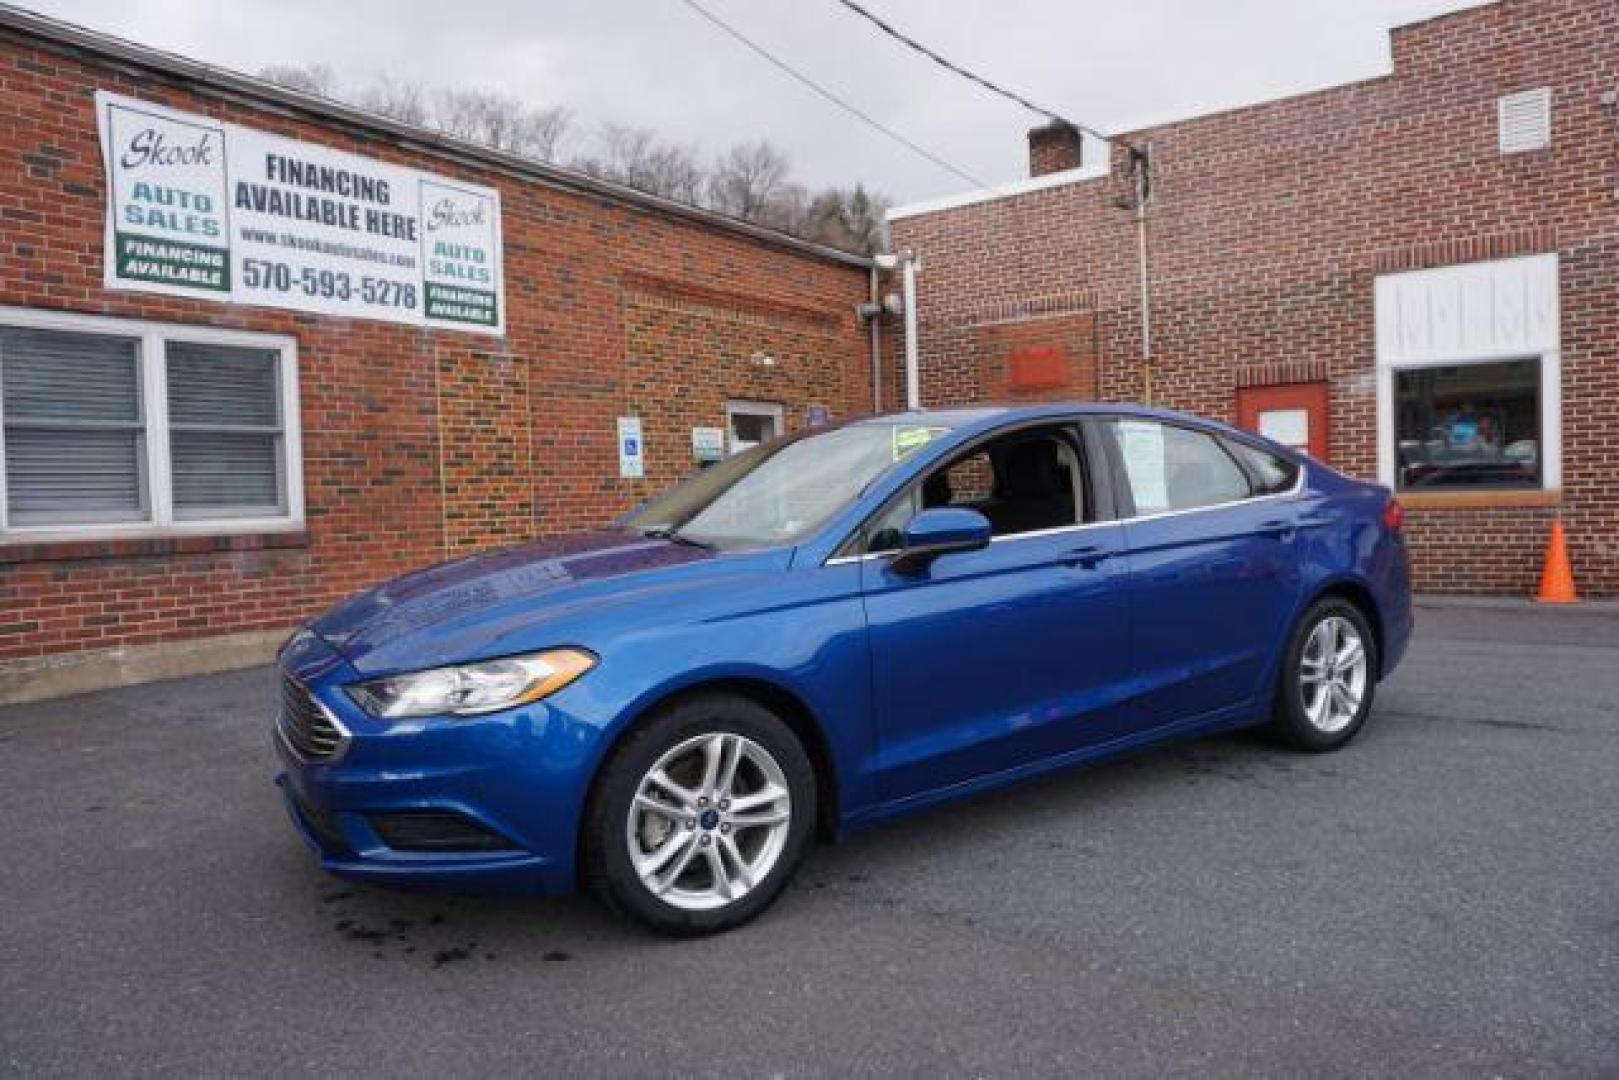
[1267,597,1379,751]
[583,693,816,935]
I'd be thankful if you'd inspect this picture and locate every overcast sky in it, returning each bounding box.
[28,0,1490,205]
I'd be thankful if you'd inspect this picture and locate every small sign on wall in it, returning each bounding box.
[691,426,725,464]
[1008,346,1067,390]
[617,417,645,479]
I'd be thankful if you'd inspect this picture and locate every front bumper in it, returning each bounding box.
[272,634,602,896]
[276,773,562,893]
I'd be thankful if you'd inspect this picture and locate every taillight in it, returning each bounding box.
[1382,498,1405,532]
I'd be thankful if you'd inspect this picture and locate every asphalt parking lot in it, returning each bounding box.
[2,599,1616,1077]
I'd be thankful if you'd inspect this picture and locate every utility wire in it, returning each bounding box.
[677,0,988,187]
[830,0,1129,151]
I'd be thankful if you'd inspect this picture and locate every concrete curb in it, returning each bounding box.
[0,628,293,706]
[1414,593,1619,613]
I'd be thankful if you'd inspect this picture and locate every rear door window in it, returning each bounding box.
[1222,437,1300,495]
[1103,419,1251,515]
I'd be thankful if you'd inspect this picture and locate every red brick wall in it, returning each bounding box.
[0,32,874,664]
[620,276,867,497]
[891,0,1619,596]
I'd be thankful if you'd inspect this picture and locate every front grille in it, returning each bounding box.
[367,811,519,853]
[277,676,348,762]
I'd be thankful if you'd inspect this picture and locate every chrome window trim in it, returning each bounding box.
[823,466,1307,567]
[1121,465,1306,526]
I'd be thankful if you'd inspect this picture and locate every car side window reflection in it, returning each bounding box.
[1106,419,1252,514]
[865,429,1085,553]
[1223,437,1300,495]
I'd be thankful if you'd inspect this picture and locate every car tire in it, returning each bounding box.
[1266,596,1379,752]
[582,692,817,936]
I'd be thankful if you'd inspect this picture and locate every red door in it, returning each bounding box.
[1237,382,1329,461]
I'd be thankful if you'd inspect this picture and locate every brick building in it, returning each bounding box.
[0,9,882,701]
[888,0,1617,597]
[2,0,1613,703]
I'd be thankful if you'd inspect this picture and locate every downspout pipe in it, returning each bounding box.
[1136,202,1152,406]
[1130,145,1154,406]
[868,264,883,413]
[901,250,921,410]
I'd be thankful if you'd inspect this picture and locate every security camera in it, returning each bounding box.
[873,252,900,271]
[882,293,905,317]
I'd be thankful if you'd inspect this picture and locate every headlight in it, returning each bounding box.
[348,648,597,719]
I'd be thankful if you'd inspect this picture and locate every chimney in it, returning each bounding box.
[1027,120,1083,177]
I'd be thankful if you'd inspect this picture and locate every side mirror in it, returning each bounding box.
[890,508,992,574]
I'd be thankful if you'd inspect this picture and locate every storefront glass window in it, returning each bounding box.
[1394,359,1540,490]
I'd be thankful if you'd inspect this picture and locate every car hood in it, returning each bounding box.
[310,529,738,675]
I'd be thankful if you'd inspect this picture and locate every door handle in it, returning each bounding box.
[1258,519,1296,541]
[1060,544,1111,569]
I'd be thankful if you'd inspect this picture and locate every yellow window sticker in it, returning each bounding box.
[892,425,947,461]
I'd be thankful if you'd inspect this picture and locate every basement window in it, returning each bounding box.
[0,309,302,541]
[1394,359,1541,490]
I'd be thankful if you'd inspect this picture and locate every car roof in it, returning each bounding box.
[849,402,1237,436]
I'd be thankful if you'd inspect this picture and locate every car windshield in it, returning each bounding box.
[621,421,952,550]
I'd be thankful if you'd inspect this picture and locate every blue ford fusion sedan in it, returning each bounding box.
[276,404,1412,934]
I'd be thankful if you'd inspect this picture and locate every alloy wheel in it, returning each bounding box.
[625,732,793,912]
[1298,614,1369,734]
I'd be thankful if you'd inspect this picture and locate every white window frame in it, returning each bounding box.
[725,399,785,454]
[1373,254,1561,493]
[0,306,303,543]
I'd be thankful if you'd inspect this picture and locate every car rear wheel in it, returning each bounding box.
[583,693,816,935]
[1267,597,1378,751]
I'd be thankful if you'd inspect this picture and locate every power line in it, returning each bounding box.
[830,0,1128,150]
[676,0,988,188]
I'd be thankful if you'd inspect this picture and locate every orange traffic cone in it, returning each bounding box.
[1535,520,1579,604]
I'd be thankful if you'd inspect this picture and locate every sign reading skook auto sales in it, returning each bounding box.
[95,91,505,334]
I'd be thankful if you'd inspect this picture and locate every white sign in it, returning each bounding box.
[1115,420,1169,513]
[1258,408,1310,452]
[95,91,505,334]
[617,417,645,479]
[691,426,725,463]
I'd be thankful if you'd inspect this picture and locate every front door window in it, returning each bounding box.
[864,427,1084,553]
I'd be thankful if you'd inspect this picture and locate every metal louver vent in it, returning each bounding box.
[1498,88,1551,154]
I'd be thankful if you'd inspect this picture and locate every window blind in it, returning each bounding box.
[1,329,147,524]
[165,343,282,517]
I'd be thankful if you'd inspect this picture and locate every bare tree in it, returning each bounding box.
[356,75,430,127]
[572,124,705,205]
[432,89,572,161]
[258,63,338,98]
[707,139,792,222]
[757,182,809,235]
[258,65,890,253]
[796,184,890,254]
